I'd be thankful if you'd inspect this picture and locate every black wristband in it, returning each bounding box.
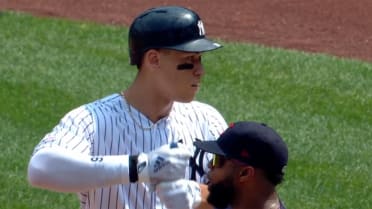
[129,155,139,183]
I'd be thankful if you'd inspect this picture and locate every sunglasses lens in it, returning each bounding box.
[212,154,219,167]
[212,154,228,167]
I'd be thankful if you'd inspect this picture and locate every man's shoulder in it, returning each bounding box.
[93,93,122,104]
[87,93,122,108]
[82,93,124,116]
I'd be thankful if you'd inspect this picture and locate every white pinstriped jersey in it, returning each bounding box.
[34,93,227,209]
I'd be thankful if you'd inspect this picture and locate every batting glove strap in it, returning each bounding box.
[129,155,139,183]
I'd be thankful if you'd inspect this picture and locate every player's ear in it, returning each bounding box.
[144,49,160,69]
[239,166,254,182]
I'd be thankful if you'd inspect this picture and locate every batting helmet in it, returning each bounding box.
[128,6,222,66]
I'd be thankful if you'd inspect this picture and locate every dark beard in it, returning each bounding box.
[207,177,236,209]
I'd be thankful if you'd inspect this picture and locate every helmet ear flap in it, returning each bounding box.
[128,34,144,67]
[128,38,137,66]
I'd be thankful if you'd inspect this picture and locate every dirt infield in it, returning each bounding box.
[2,0,372,62]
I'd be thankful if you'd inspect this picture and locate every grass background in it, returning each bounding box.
[0,11,371,209]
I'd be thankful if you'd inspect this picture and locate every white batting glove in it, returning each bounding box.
[129,143,192,184]
[156,179,202,209]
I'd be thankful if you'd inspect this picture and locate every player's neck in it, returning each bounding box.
[121,89,173,123]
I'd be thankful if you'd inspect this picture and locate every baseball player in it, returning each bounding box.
[194,121,288,209]
[27,6,227,209]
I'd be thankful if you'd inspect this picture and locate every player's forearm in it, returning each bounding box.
[196,184,214,209]
[27,147,130,192]
[27,143,191,193]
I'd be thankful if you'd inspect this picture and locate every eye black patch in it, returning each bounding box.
[177,63,194,70]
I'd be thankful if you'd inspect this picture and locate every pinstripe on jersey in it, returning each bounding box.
[34,93,227,209]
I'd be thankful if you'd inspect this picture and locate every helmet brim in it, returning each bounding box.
[166,38,222,52]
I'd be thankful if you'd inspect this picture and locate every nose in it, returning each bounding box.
[192,63,204,76]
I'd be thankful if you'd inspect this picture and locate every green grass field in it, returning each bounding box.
[1,11,371,209]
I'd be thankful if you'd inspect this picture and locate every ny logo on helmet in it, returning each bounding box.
[198,20,205,36]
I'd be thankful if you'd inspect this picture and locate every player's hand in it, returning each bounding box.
[156,179,202,209]
[137,143,192,184]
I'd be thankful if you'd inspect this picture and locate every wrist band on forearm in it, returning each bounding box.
[129,155,139,182]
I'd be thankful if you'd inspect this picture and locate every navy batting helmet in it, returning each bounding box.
[128,6,222,66]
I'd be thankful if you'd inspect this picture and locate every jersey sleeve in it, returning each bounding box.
[33,105,94,155]
[28,105,132,192]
